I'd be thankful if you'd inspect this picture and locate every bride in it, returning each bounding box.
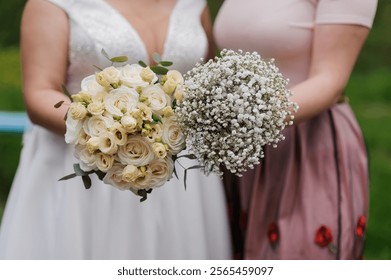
[0,0,231,259]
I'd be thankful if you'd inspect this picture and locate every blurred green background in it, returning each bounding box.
[0,0,390,259]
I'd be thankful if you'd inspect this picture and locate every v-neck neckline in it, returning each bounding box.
[100,0,180,65]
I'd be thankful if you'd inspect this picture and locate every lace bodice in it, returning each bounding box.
[48,0,208,92]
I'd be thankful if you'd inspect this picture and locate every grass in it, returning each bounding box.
[0,45,390,259]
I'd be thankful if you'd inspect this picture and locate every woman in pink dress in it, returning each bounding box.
[214,0,378,259]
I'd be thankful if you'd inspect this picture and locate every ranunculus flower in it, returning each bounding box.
[110,122,128,146]
[65,115,82,144]
[81,75,105,96]
[97,131,118,155]
[130,166,153,190]
[83,115,114,137]
[95,66,121,88]
[120,64,149,88]
[141,85,170,113]
[104,86,139,117]
[103,164,130,190]
[118,136,155,166]
[162,116,186,155]
[87,101,105,116]
[95,152,115,172]
[152,142,167,159]
[69,102,88,120]
[148,157,174,188]
[121,115,139,133]
[122,165,141,183]
[140,66,158,84]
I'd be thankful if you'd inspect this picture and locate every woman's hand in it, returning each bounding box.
[21,0,70,135]
[290,24,370,124]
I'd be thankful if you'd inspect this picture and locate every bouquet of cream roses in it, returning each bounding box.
[57,52,186,201]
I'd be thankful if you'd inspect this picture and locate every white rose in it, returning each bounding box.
[105,86,139,117]
[103,163,130,190]
[167,70,184,85]
[71,91,92,104]
[65,114,82,144]
[145,123,163,142]
[118,136,155,166]
[74,144,97,172]
[110,122,128,145]
[87,101,105,116]
[122,165,142,182]
[97,131,118,155]
[130,166,153,190]
[152,142,167,158]
[81,75,105,96]
[83,115,115,137]
[173,85,186,102]
[137,103,153,122]
[162,116,186,155]
[140,66,158,84]
[120,64,149,88]
[148,157,174,188]
[121,115,139,133]
[141,85,170,113]
[95,66,121,88]
[95,152,115,172]
[69,102,87,120]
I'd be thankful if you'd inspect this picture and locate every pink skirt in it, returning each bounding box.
[223,103,369,259]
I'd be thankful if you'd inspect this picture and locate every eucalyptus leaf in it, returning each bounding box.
[54,100,64,108]
[152,53,161,63]
[93,65,103,71]
[150,66,168,75]
[137,189,148,202]
[58,173,77,181]
[95,170,106,180]
[73,163,89,176]
[61,85,72,100]
[186,165,205,171]
[110,55,128,63]
[82,175,92,190]
[159,61,173,67]
[138,60,147,67]
[101,48,110,60]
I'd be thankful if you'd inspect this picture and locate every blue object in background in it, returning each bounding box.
[0,111,30,133]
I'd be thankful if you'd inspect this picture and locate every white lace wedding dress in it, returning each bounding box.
[0,0,231,259]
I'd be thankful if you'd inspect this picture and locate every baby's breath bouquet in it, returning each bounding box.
[175,49,298,176]
[57,51,186,201]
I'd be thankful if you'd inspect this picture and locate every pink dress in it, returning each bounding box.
[214,0,377,259]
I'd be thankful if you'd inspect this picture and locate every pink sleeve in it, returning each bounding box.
[315,0,378,28]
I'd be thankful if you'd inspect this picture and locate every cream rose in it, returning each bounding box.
[83,115,114,137]
[148,157,174,188]
[65,115,82,144]
[95,66,121,88]
[81,75,105,96]
[95,152,115,172]
[137,103,153,122]
[86,137,100,153]
[121,115,139,133]
[152,142,167,159]
[162,116,186,155]
[97,131,118,155]
[103,163,130,190]
[121,165,142,183]
[174,85,186,102]
[110,122,128,145]
[140,66,158,84]
[120,64,149,88]
[141,85,170,113]
[167,70,184,85]
[105,86,139,117]
[74,144,97,172]
[87,101,105,116]
[69,102,88,120]
[77,130,90,146]
[162,106,174,117]
[130,166,153,190]
[162,77,177,95]
[71,91,92,104]
[118,136,155,166]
